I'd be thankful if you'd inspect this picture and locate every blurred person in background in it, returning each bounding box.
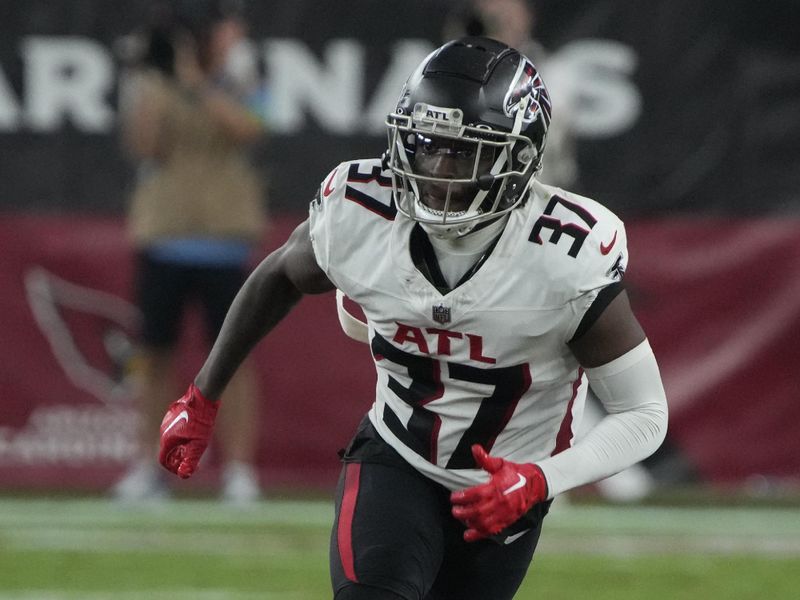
[444,0,657,502]
[155,37,668,599]
[112,0,267,504]
[443,0,578,189]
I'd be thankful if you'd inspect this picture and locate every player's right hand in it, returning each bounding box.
[158,383,219,479]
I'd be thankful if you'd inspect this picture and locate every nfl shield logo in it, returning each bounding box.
[432,303,451,325]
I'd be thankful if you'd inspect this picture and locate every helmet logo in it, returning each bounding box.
[503,59,551,129]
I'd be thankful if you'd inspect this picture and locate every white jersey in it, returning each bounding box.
[309,158,628,491]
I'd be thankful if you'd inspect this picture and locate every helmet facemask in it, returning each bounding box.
[386,101,539,239]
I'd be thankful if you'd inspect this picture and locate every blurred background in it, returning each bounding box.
[1,0,799,535]
[2,1,799,597]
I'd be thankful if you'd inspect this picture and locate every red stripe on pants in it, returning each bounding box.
[338,463,361,582]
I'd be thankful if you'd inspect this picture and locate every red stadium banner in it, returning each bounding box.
[627,219,800,484]
[0,214,372,492]
[0,214,798,491]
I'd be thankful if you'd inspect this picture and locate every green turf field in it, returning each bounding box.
[0,497,798,599]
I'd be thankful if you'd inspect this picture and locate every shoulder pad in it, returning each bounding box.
[314,159,396,221]
[528,181,624,262]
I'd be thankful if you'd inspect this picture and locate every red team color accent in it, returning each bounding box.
[323,168,338,197]
[552,368,583,455]
[393,322,431,354]
[430,416,442,465]
[338,463,362,582]
[426,328,463,355]
[467,334,497,364]
[600,230,617,255]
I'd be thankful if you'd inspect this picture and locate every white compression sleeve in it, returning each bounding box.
[536,340,669,498]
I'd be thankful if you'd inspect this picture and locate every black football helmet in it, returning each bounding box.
[386,37,551,238]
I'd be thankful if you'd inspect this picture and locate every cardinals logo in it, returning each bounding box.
[24,267,141,405]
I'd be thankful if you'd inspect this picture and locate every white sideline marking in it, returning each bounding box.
[0,592,301,600]
[539,534,800,557]
[546,503,800,537]
[1,499,799,557]
[0,498,333,528]
[2,526,325,558]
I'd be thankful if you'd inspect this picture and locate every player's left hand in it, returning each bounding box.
[158,383,219,479]
[450,444,548,542]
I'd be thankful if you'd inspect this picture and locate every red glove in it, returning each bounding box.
[158,383,219,479]
[450,444,548,542]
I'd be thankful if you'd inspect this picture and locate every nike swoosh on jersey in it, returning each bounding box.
[323,168,338,197]
[503,529,531,545]
[163,410,189,435]
[600,230,618,255]
[502,473,527,496]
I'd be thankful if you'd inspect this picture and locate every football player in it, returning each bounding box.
[158,37,668,600]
